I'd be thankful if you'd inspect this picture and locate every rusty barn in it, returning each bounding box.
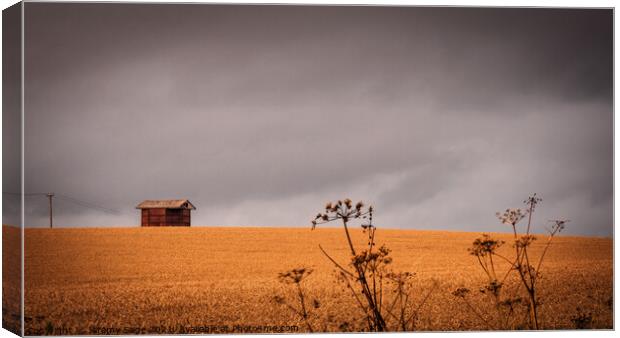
[136,199,196,227]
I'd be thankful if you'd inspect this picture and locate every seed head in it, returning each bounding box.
[549,219,569,234]
[278,267,314,284]
[344,198,352,208]
[452,287,471,298]
[469,234,504,257]
[496,208,527,226]
[515,234,537,248]
[524,193,543,210]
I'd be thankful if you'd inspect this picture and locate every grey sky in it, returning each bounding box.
[2,2,21,229]
[15,4,612,236]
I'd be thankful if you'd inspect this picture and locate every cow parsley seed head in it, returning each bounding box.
[496,208,527,226]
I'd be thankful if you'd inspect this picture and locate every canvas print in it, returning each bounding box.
[2,2,614,335]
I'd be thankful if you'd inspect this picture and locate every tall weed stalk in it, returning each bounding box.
[453,193,568,330]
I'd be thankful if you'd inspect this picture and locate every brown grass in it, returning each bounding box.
[3,225,22,335]
[19,226,612,334]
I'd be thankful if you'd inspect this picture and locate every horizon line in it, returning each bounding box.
[3,224,612,239]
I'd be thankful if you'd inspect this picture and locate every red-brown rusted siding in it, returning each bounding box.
[141,208,191,226]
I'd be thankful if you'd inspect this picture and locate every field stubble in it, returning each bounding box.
[20,226,612,334]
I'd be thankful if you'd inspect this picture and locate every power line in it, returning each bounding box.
[55,194,122,215]
[3,191,128,215]
[2,192,49,196]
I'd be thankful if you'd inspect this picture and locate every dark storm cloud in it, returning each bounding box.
[21,4,612,235]
[3,3,22,226]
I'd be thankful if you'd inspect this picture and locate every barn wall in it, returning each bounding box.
[149,208,166,226]
[183,209,190,225]
[165,209,190,226]
[141,209,149,226]
[141,208,191,226]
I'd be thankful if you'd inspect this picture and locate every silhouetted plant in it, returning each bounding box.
[311,199,434,332]
[274,267,317,332]
[310,199,387,331]
[453,194,568,330]
[451,287,497,329]
[384,272,438,331]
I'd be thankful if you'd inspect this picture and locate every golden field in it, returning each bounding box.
[2,226,21,335]
[7,225,613,334]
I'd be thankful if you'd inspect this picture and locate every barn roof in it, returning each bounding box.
[136,199,196,210]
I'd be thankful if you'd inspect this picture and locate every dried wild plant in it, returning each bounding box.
[310,199,388,331]
[453,193,568,330]
[274,267,317,332]
[310,199,434,332]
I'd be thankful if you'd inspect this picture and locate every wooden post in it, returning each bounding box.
[47,193,54,229]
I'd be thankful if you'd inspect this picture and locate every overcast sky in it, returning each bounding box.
[10,4,613,236]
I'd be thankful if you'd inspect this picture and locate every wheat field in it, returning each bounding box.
[10,226,613,334]
[2,226,21,335]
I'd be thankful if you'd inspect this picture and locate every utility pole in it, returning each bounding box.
[47,193,54,229]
